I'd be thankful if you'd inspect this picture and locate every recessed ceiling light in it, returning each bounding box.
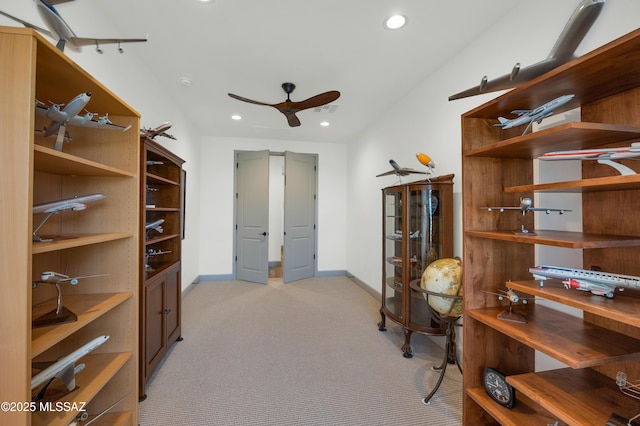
[384,14,407,30]
[179,77,192,87]
[320,121,330,127]
[231,115,242,120]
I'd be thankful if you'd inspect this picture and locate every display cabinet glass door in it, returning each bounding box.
[384,189,403,320]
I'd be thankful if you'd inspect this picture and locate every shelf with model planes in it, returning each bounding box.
[454,0,640,423]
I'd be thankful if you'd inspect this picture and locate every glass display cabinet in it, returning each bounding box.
[378,174,454,357]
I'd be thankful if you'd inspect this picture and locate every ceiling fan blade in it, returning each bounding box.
[228,93,274,107]
[283,112,301,127]
[292,90,341,112]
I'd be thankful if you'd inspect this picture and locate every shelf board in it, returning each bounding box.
[506,173,640,193]
[466,386,563,426]
[385,276,403,291]
[32,352,132,426]
[32,233,133,255]
[90,411,133,426]
[34,145,134,178]
[468,304,640,369]
[146,173,179,186]
[146,207,180,212]
[32,293,132,357]
[465,229,640,248]
[145,233,180,246]
[509,280,640,328]
[507,368,640,426]
[465,122,640,159]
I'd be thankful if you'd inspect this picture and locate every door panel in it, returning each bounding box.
[284,151,316,282]
[144,276,166,377]
[236,150,269,284]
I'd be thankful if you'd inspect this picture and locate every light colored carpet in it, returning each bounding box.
[139,276,462,425]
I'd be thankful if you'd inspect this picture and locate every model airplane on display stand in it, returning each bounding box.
[0,0,147,53]
[529,265,640,298]
[483,197,571,235]
[32,193,106,242]
[35,92,131,151]
[448,0,605,100]
[482,287,533,323]
[538,142,640,175]
[494,94,575,135]
[141,121,176,140]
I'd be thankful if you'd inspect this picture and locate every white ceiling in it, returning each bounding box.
[4,0,524,143]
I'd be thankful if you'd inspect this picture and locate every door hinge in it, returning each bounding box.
[236,193,238,199]
[236,162,239,168]
[235,255,237,261]
[313,224,316,230]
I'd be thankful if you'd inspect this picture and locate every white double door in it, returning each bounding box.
[235,150,316,284]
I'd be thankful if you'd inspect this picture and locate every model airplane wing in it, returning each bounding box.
[67,115,131,131]
[0,9,52,37]
[68,35,148,47]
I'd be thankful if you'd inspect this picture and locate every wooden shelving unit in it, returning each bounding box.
[461,28,640,425]
[0,26,139,425]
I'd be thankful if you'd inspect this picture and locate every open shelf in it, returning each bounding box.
[32,233,133,255]
[34,145,134,178]
[505,173,640,193]
[465,229,640,248]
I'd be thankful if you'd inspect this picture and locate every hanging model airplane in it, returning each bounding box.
[529,265,640,298]
[538,142,640,175]
[0,0,147,53]
[32,193,106,242]
[31,335,109,402]
[35,92,131,151]
[494,94,575,136]
[376,159,427,178]
[141,121,176,140]
[448,0,605,100]
[483,197,571,235]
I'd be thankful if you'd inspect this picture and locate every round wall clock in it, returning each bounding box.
[483,367,515,408]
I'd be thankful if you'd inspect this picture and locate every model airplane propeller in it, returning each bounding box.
[228,82,340,127]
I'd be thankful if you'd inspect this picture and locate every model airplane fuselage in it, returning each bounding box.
[529,265,640,298]
[0,0,147,52]
[141,121,176,140]
[376,159,426,177]
[539,142,640,175]
[33,193,106,215]
[495,94,575,135]
[484,197,571,235]
[449,0,605,100]
[36,271,107,286]
[146,218,165,233]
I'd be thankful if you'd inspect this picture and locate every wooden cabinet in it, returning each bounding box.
[0,27,139,425]
[139,137,184,399]
[378,176,454,357]
[461,29,640,425]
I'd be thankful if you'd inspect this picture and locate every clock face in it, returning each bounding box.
[483,368,515,408]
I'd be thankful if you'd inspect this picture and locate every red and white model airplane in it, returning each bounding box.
[538,142,640,175]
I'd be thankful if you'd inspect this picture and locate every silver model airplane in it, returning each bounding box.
[376,159,426,177]
[495,94,575,135]
[146,218,165,234]
[538,142,640,175]
[141,121,176,140]
[35,92,131,151]
[449,0,605,100]
[31,335,109,402]
[529,265,640,298]
[483,197,571,235]
[0,0,147,53]
[483,287,532,323]
[32,193,106,242]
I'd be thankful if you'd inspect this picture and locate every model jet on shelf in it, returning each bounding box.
[483,287,533,323]
[35,92,131,151]
[146,218,165,234]
[483,197,571,235]
[32,193,106,242]
[494,94,575,136]
[538,142,640,175]
[529,265,640,298]
[0,0,147,53]
[141,121,176,140]
[448,0,605,100]
[31,335,109,402]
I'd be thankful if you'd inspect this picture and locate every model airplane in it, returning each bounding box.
[0,0,147,53]
[483,197,571,235]
[146,218,165,234]
[141,121,176,140]
[448,0,605,100]
[416,153,435,175]
[31,335,109,402]
[495,94,575,135]
[376,159,426,178]
[538,142,640,175]
[35,92,131,151]
[32,193,106,242]
[483,287,532,323]
[529,265,640,298]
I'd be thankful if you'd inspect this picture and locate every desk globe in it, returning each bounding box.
[420,257,463,317]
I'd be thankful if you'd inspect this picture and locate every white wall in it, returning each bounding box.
[198,136,347,277]
[346,0,640,294]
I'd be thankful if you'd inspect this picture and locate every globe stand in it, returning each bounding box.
[410,280,463,405]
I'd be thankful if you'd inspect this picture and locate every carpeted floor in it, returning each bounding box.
[139,276,462,425]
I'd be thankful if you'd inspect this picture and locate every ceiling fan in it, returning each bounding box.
[228,82,340,127]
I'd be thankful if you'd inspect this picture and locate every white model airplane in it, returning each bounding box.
[495,94,575,135]
[32,193,106,241]
[538,142,640,175]
[529,265,640,298]
[376,159,426,178]
[484,197,571,235]
[35,92,131,151]
[146,218,165,234]
[34,270,108,287]
[0,0,147,53]
[31,335,109,402]
[141,121,176,140]
[449,0,605,100]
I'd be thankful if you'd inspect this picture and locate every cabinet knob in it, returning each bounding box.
[164,309,171,315]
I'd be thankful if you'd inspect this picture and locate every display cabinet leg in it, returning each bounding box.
[377,308,386,331]
[402,328,413,358]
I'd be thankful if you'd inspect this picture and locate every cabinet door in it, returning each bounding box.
[144,275,167,380]
[165,263,181,344]
[383,189,403,320]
